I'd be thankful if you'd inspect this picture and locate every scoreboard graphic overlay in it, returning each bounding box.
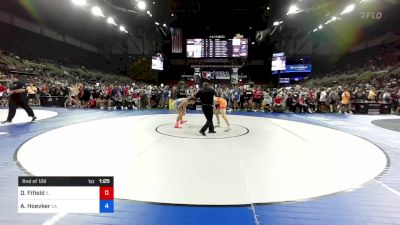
[18,177,114,213]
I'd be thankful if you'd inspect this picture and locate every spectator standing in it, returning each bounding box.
[319,88,328,112]
[252,86,263,111]
[340,87,352,114]
[150,86,157,108]
[0,82,8,107]
[327,89,339,113]
[79,85,91,107]
[177,85,186,99]
[383,89,391,104]
[368,88,377,102]
[273,94,283,112]
[244,87,253,111]
[144,86,152,109]
[285,93,296,112]
[26,82,40,106]
[297,94,308,113]
[161,86,171,108]
[231,87,240,111]
[307,89,317,113]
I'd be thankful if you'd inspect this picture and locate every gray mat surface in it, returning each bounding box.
[372,119,400,132]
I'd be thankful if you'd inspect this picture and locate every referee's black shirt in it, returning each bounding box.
[195,87,217,105]
[9,81,27,101]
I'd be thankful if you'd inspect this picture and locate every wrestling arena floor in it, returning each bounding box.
[1,107,400,225]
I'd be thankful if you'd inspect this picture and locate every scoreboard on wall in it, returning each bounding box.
[187,36,248,58]
[18,176,114,213]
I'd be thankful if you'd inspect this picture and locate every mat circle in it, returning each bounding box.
[155,122,250,139]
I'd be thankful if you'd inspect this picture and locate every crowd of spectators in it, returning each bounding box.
[311,39,400,83]
[1,44,400,114]
[1,71,399,114]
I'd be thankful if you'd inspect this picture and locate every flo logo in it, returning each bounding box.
[201,71,230,80]
[361,12,382,20]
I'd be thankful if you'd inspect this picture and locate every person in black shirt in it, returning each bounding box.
[1,76,36,124]
[177,85,187,99]
[244,88,253,111]
[195,82,217,136]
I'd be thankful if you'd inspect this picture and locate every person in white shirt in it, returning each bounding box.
[319,88,328,112]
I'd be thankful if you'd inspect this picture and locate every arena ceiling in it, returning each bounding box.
[1,0,399,53]
[0,0,171,47]
[269,0,400,41]
[169,0,399,46]
[170,0,271,36]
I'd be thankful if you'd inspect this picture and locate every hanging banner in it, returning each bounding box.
[214,71,230,80]
[231,68,239,84]
[194,67,201,84]
[201,71,231,80]
[181,75,194,78]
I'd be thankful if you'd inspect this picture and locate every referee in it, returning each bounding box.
[1,76,36,124]
[195,82,217,136]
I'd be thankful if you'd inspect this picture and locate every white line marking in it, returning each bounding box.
[42,213,67,225]
[375,179,400,197]
[234,152,260,225]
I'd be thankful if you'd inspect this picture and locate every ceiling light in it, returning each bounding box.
[91,6,105,17]
[137,1,146,11]
[107,17,117,26]
[71,0,87,6]
[287,5,300,15]
[340,4,355,15]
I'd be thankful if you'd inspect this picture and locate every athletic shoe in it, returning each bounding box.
[215,124,220,127]
[224,127,232,132]
[31,116,37,122]
[1,120,11,124]
[208,130,216,134]
[180,120,188,124]
[175,124,183,129]
[199,130,206,136]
